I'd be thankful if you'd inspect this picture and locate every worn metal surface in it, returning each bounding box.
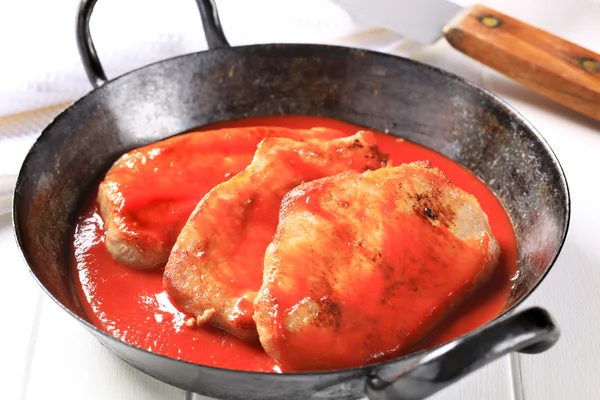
[13,43,569,399]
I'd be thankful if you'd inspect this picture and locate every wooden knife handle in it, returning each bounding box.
[443,4,600,121]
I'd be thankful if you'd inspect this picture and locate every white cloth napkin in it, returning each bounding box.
[0,0,422,117]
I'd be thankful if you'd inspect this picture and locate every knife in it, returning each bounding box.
[332,0,600,122]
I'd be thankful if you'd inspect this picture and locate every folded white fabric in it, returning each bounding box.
[0,0,417,117]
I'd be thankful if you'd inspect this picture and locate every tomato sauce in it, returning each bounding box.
[72,116,518,372]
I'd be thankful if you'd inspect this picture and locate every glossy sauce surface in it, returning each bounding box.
[72,116,518,372]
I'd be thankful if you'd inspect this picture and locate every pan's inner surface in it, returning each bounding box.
[14,44,568,381]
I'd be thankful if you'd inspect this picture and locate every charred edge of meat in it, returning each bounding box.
[363,145,390,170]
[409,190,455,228]
[351,139,364,148]
[314,298,342,329]
[424,207,436,219]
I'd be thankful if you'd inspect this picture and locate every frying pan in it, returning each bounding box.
[13,0,570,399]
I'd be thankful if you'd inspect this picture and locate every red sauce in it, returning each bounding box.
[72,116,518,372]
[98,126,344,268]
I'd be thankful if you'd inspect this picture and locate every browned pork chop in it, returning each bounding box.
[98,126,345,269]
[163,131,389,340]
[253,161,501,370]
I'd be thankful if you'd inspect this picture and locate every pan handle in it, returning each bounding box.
[364,307,559,400]
[76,0,230,88]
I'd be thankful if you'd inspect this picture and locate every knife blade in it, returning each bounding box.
[331,0,463,44]
[330,0,600,122]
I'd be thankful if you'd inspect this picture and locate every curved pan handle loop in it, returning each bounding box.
[76,0,230,88]
[194,0,230,49]
[365,307,559,400]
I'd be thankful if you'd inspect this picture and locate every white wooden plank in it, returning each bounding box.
[0,213,42,400]
[519,245,600,400]
[430,356,514,400]
[23,295,185,400]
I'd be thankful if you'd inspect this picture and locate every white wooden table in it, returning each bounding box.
[2,1,599,399]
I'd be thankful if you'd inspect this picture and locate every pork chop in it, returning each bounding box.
[163,131,389,340]
[253,161,501,370]
[98,126,345,269]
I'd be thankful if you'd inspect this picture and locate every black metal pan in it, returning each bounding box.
[13,0,570,399]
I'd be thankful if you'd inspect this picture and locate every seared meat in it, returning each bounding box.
[163,131,389,340]
[98,126,345,269]
[253,161,500,370]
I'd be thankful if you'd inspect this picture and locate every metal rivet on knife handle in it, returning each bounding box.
[580,58,600,73]
[479,16,500,28]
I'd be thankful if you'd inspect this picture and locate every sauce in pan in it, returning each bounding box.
[72,116,518,372]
